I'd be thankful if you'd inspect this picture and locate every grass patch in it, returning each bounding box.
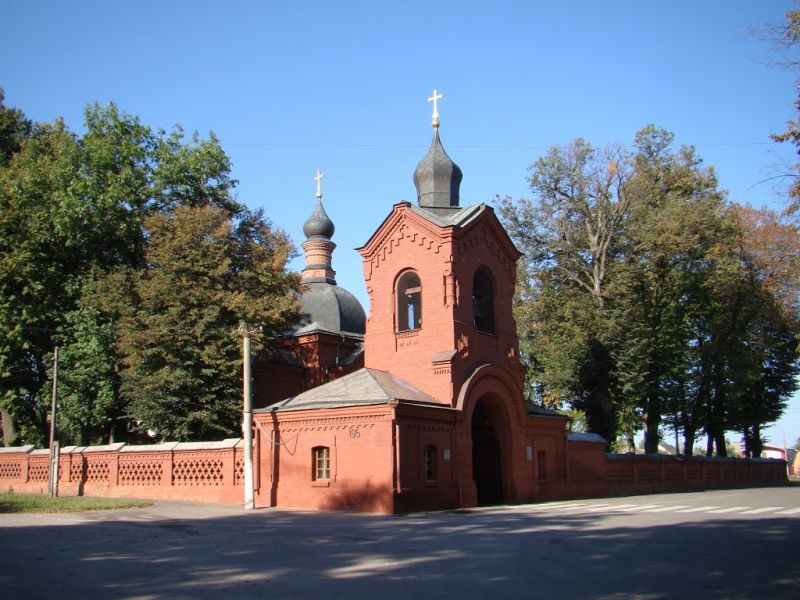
[0,492,152,513]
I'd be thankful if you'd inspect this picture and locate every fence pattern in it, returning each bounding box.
[0,439,246,504]
[602,454,787,492]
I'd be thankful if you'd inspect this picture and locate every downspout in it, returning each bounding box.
[391,401,401,496]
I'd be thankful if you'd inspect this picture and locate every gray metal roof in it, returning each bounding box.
[255,368,440,412]
[568,432,607,444]
[526,402,568,418]
[408,202,487,228]
[293,281,366,337]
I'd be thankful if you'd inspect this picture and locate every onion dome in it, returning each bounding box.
[413,128,462,210]
[302,199,335,239]
[295,170,367,337]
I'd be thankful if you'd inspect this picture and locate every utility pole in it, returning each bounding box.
[238,323,257,510]
[47,346,60,497]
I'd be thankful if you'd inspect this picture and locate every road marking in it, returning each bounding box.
[547,503,590,511]
[676,506,720,513]
[740,507,784,515]
[527,502,585,511]
[707,506,751,514]
[580,504,615,512]
[776,508,800,515]
[643,505,692,513]
[614,504,662,512]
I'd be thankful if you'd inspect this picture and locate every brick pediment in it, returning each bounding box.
[357,203,451,281]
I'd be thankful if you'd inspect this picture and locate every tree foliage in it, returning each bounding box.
[114,205,298,441]
[0,98,299,445]
[768,9,800,217]
[500,125,800,455]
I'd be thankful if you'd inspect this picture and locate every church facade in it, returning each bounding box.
[251,96,592,513]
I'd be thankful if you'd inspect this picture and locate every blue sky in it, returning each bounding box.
[3,0,799,447]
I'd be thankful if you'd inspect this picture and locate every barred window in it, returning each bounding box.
[424,445,438,481]
[537,451,548,481]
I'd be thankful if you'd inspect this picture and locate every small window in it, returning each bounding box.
[473,270,495,333]
[537,451,548,481]
[424,445,438,481]
[397,270,422,331]
[313,446,330,481]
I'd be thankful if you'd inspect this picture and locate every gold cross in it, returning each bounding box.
[314,169,324,199]
[428,89,442,127]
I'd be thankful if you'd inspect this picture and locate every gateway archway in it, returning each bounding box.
[471,398,507,505]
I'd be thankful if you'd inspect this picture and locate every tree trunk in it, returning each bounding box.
[644,389,661,454]
[683,428,696,458]
[742,428,752,458]
[1,410,17,446]
[751,424,763,457]
[714,431,727,457]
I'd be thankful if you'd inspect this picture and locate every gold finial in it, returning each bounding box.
[314,169,324,199]
[428,88,442,128]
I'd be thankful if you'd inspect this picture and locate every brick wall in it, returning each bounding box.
[0,439,245,504]
[565,436,788,499]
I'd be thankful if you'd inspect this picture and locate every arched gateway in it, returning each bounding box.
[471,398,506,505]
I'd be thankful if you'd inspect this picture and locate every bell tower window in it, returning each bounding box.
[473,269,495,334]
[397,270,422,331]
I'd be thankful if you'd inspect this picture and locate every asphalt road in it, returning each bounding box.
[2,486,798,599]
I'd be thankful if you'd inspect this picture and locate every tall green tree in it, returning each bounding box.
[613,126,727,454]
[53,301,122,446]
[0,101,243,444]
[115,205,299,441]
[499,138,633,446]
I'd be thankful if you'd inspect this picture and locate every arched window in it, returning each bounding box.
[396,270,422,331]
[473,269,495,334]
[312,446,330,481]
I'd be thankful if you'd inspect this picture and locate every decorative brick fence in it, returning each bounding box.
[0,437,787,509]
[0,439,245,504]
[601,453,788,496]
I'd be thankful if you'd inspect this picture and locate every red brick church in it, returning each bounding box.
[251,94,586,513]
[0,94,783,510]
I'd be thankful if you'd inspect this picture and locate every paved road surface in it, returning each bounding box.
[2,486,798,599]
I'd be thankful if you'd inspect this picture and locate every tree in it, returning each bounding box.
[723,205,800,456]
[53,302,122,446]
[0,101,243,444]
[499,138,634,447]
[115,205,299,441]
[613,126,727,454]
[766,10,800,217]
[0,88,32,166]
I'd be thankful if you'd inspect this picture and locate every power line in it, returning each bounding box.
[218,140,777,150]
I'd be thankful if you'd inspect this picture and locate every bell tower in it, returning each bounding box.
[357,90,523,406]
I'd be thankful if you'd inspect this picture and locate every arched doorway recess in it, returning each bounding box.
[471,398,505,505]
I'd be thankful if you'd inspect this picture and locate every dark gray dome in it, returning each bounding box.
[413,129,462,209]
[303,199,335,239]
[294,282,366,336]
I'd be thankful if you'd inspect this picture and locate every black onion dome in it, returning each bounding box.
[302,199,335,239]
[413,128,462,209]
[295,282,366,336]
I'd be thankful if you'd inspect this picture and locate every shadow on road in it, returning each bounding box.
[1,505,797,599]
